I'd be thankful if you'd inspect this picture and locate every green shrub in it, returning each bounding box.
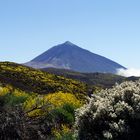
[52,104,76,125]
[2,93,28,106]
[74,80,140,140]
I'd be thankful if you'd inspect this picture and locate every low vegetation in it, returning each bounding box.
[0,62,140,140]
[0,84,82,139]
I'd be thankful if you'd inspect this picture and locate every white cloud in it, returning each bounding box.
[116,68,140,77]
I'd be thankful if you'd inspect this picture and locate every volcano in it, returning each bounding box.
[25,41,125,73]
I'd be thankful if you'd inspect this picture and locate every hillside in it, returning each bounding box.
[41,68,130,88]
[0,62,87,98]
[0,62,138,96]
[25,41,125,73]
[0,62,139,139]
[0,77,84,139]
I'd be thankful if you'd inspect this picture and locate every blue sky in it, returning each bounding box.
[0,0,140,68]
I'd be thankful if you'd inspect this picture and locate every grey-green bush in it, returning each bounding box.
[74,80,140,140]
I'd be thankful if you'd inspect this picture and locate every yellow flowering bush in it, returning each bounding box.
[44,92,82,108]
[0,85,29,106]
[24,92,82,117]
[24,95,47,117]
[0,85,13,96]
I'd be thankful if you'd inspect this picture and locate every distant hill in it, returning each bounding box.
[0,62,87,99]
[42,67,139,88]
[25,41,126,73]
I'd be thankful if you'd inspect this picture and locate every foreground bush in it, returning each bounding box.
[0,85,82,139]
[24,92,82,139]
[74,80,140,140]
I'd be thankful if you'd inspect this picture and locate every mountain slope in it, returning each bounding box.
[41,68,127,88]
[25,41,126,73]
[42,67,140,90]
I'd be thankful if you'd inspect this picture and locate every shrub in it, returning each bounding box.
[0,85,29,107]
[2,93,28,106]
[0,105,47,140]
[45,92,83,108]
[23,92,82,138]
[74,80,140,140]
[24,92,82,117]
[50,103,77,125]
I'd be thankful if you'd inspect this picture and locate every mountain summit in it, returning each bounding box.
[25,41,125,73]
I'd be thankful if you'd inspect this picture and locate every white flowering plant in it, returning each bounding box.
[74,80,140,140]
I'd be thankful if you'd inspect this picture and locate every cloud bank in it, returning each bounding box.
[116,68,140,77]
